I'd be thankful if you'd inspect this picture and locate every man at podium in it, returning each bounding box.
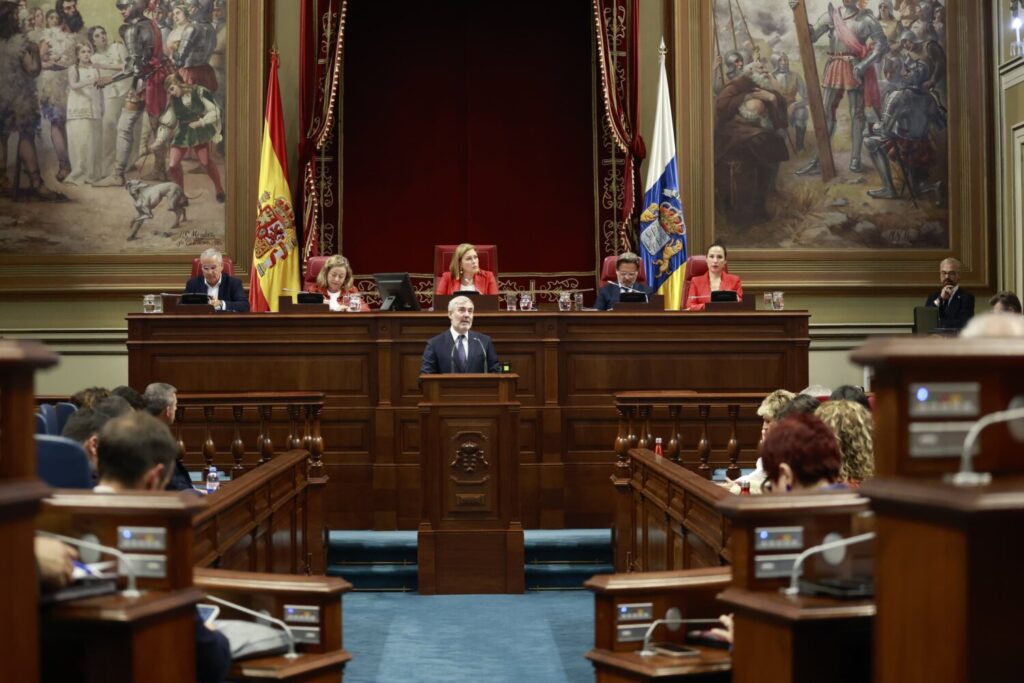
[420,295,501,374]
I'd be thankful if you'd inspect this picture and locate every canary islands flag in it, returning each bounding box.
[639,39,687,310]
[249,52,301,313]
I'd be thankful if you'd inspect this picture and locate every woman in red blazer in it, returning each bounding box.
[435,243,499,295]
[686,241,744,311]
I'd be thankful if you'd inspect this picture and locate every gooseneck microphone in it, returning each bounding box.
[639,617,724,656]
[203,593,300,659]
[37,530,141,598]
[476,336,488,374]
[948,403,1024,486]
[781,532,876,596]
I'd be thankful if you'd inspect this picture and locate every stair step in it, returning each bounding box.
[524,529,613,563]
[328,530,418,565]
[525,562,615,590]
[327,563,418,591]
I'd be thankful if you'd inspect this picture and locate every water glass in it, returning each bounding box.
[574,292,584,311]
[763,291,772,309]
[505,292,517,311]
[558,292,572,312]
[519,292,532,311]
[143,294,156,314]
[771,291,785,311]
[153,295,164,314]
[348,293,362,312]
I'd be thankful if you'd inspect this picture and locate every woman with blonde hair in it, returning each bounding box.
[313,254,369,312]
[435,243,499,295]
[815,399,874,486]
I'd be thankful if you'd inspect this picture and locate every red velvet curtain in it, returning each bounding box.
[592,0,645,253]
[299,0,347,259]
[340,0,596,284]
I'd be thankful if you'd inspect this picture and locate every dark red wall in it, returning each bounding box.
[342,0,596,276]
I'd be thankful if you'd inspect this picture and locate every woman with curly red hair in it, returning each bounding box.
[761,412,845,492]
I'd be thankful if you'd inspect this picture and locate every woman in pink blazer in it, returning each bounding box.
[435,243,499,295]
[686,241,744,311]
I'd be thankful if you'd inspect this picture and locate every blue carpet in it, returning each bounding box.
[343,591,594,682]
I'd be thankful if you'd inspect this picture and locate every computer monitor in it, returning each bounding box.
[373,272,421,311]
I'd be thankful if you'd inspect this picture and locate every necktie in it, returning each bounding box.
[456,335,468,372]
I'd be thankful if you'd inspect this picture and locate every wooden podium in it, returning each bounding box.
[417,373,524,594]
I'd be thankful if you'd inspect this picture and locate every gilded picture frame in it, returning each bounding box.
[669,0,994,292]
[0,0,266,293]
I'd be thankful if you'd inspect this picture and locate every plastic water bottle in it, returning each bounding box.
[206,466,220,494]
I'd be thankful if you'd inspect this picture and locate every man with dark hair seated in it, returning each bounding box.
[111,385,147,410]
[829,384,870,410]
[70,386,111,409]
[990,291,1023,314]
[96,412,232,683]
[775,393,821,421]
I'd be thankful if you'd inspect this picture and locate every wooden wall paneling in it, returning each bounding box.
[128,311,808,530]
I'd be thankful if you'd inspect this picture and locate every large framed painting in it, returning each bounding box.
[0,0,265,292]
[670,0,994,291]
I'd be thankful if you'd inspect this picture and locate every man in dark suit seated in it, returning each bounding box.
[594,251,654,310]
[420,295,501,374]
[925,257,974,330]
[184,248,250,312]
[95,412,232,683]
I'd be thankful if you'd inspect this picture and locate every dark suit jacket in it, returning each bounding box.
[184,275,250,312]
[194,611,232,683]
[593,282,654,311]
[420,329,501,374]
[925,287,974,330]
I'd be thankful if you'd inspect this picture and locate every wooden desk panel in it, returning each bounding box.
[128,311,808,530]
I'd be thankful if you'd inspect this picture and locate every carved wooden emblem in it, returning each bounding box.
[450,438,490,474]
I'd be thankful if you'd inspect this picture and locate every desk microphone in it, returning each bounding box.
[203,594,299,659]
[947,400,1024,486]
[37,530,141,598]
[781,531,876,597]
[639,616,724,656]
[476,336,488,374]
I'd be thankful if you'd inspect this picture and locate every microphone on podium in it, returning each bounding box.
[639,615,724,656]
[782,532,876,597]
[37,530,142,598]
[947,399,1024,486]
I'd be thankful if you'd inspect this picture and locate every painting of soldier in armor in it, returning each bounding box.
[0,0,228,255]
[712,0,948,249]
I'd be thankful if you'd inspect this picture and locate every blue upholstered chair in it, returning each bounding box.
[55,401,77,435]
[36,435,94,489]
[35,413,47,435]
[39,403,58,435]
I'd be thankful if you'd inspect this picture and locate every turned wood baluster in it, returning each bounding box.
[614,406,636,463]
[174,404,186,460]
[302,403,313,451]
[201,405,216,473]
[667,405,682,464]
[258,405,273,464]
[726,404,742,480]
[636,405,652,450]
[307,404,324,476]
[287,405,303,450]
[696,403,711,478]
[230,405,245,476]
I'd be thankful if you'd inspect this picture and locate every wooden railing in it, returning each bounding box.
[611,392,768,574]
[614,391,765,479]
[175,391,325,478]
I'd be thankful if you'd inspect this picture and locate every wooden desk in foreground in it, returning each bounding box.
[127,310,809,530]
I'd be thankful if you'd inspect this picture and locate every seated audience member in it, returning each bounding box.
[760,412,845,492]
[728,389,795,494]
[774,393,821,421]
[35,535,77,593]
[95,412,232,683]
[830,384,870,410]
[686,241,743,311]
[925,257,974,330]
[594,252,654,310]
[143,382,195,492]
[312,254,370,311]
[70,386,111,409]
[815,400,875,486]
[111,385,147,410]
[960,311,1024,339]
[184,248,250,312]
[989,291,1023,314]
[435,243,499,295]
[61,398,132,480]
[420,295,501,374]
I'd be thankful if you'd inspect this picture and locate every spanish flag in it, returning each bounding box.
[249,52,301,313]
